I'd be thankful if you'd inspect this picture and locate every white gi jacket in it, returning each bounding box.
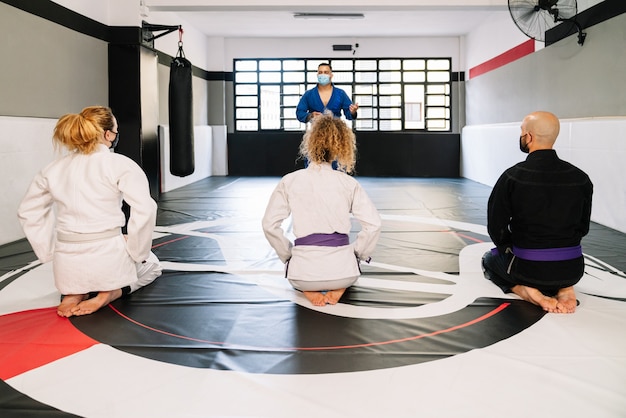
[17,144,157,294]
[262,162,381,284]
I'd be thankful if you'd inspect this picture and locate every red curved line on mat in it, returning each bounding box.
[107,302,510,352]
[151,235,190,249]
[450,231,485,243]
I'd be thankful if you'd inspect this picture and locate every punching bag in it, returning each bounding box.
[168,35,194,177]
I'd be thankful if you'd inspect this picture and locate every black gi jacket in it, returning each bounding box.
[487,149,593,289]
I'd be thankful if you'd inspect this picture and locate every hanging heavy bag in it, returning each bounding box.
[168,38,194,176]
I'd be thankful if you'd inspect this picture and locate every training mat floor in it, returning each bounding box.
[1,177,625,418]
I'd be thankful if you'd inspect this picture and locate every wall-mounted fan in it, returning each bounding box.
[508,0,586,45]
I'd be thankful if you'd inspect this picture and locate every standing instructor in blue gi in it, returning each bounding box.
[296,63,359,123]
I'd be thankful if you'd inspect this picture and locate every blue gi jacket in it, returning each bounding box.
[296,85,356,123]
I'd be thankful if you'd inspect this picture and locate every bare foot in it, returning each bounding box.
[303,291,327,306]
[555,286,577,314]
[511,285,559,313]
[70,289,123,316]
[57,294,87,317]
[324,288,346,305]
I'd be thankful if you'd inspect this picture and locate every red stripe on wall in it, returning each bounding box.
[469,39,535,79]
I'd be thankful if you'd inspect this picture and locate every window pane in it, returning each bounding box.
[235,60,257,71]
[427,84,447,94]
[357,107,373,118]
[236,120,258,131]
[355,119,376,130]
[355,84,376,95]
[236,84,257,95]
[331,60,353,71]
[283,60,305,71]
[259,72,281,83]
[404,84,424,130]
[427,59,450,70]
[283,96,300,106]
[259,60,281,71]
[236,108,258,119]
[379,59,401,70]
[427,119,449,130]
[405,103,423,129]
[308,61,323,71]
[332,72,353,83]
[236,96,258,107]
[405,120,425,129]
[379,120,402,130]
[307,72,319,83]
[379,72,401,82]
[283,85,302,95]
[405,85,425,102]
[427,107,449,119]
[403,72,425,82]
[261,118,280,129]
[427,71,450,82]
[283,72,305,83]
[284,120,302,130]
[355,60,376,70]
[260,86,280,130]
[379,84,401,95]
[355,72,377,83]
[379,95,401,106]
[354,95,374,106]
[404,60,425,70]
[427,95,449,106]
[235,72,257,83]
[379,108,402,118]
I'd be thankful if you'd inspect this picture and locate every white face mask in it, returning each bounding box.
[317,74,331,85]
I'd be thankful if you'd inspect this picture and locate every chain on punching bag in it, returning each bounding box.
[168,27,194,176]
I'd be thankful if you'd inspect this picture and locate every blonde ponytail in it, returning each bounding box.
[53,106,115,154]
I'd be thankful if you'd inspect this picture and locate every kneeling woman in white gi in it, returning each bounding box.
[18,106,162,317]
[262,113,381,306]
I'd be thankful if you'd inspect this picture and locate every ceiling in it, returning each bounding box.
[145,1,511,38]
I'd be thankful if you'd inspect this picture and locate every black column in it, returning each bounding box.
[108,33,160,202]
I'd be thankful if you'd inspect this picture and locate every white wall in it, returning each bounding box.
[223,36,463,71]
[464,11,536,73]
[461,117,626,234]
[464,1,606,73]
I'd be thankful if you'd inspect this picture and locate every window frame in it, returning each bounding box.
[233,58,452,132]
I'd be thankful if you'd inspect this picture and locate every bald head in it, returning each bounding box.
[521,111,560,150]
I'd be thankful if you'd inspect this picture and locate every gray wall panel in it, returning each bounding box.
[466,13,626,126]
[0,2,108,118]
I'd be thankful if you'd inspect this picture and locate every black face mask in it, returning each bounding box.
[519,135,529,154]
[109,131,120,149]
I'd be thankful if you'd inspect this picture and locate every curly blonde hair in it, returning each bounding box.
[299,113,357,173]
[53,106,115,154]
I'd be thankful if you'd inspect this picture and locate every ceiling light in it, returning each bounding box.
[293,13,365,20]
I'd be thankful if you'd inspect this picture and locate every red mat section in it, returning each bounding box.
[0,308,98,380]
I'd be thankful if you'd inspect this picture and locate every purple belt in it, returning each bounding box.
[491,245,582,261]
[294,233,349,247]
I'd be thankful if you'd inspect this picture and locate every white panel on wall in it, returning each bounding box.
[0,117,57,245]
[461,117,626,234]
[159,125,214,193]
[561,118,626,234]
[211,125,228,176]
